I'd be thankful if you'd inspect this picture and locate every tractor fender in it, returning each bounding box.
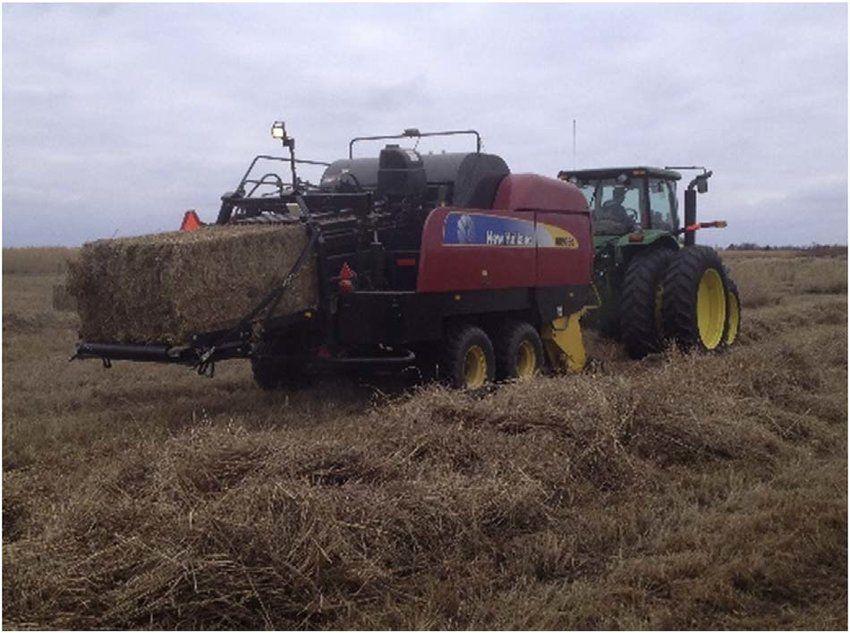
[615,231,679,266]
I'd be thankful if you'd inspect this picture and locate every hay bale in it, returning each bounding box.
[67,224,317,344]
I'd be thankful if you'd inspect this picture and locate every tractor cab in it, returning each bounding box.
[558,167,682,238]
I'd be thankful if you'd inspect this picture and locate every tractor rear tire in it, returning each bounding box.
[619,247,675,359]
[495,320,544,380]
[443,324,495,389]
[662,245,729,352]
[724,276,741,346]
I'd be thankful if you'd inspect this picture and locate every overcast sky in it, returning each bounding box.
[3,3,847,247]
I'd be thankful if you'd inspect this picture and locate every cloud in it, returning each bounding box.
[2,3,847,246]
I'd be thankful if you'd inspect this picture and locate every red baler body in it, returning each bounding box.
[417,173,593,293]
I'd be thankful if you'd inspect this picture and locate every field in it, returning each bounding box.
[2,246,847,629]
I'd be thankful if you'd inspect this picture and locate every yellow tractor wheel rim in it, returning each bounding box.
[515,340,537,379]
[696,268,726,349]
[463,345,487,388]
[725,290,740,345]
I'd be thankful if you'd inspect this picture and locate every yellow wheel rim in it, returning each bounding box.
[515,340,537,380]
[725,290,740,345]
[463,345,487,388]
[696,268,726,350]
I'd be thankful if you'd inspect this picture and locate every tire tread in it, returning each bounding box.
[620,248,674,358]
[661,245,728,351]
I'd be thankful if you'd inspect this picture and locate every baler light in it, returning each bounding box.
[271,121,287,140]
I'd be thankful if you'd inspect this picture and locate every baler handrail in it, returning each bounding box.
[236,155,331,196]
[349,129,481,159]
[245,173,285,197]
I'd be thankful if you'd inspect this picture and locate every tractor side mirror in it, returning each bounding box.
[697,177,709,194]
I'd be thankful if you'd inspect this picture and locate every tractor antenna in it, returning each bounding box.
[572,119,577,170]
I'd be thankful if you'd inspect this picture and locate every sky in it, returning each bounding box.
[2,3,847,247]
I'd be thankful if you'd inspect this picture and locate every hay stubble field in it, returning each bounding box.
[2,247,847,629]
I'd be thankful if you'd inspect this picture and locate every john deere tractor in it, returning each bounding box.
[558,166,740,358]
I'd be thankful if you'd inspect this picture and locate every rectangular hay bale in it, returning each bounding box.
[68,224,318,344]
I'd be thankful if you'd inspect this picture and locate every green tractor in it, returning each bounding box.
[557,166,740,359]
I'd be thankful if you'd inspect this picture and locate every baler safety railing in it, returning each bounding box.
[234,155,331,196]
[349,128,481,159]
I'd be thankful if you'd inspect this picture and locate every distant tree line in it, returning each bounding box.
[725,243,847,257]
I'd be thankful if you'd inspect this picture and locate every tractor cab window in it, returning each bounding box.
[594,180,642,235]
[648,179,677,231]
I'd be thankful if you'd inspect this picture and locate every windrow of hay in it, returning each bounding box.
[67,224,318,344]
[4,319,846,629]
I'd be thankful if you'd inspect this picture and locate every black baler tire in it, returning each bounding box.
[442,324,496,389]
[619,248,675,359]
[495,320,544,380]
[251,356,283,390]
[251,348,309,390]
[662,245,729,352]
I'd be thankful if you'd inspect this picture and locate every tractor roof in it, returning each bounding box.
[558,166,682,181]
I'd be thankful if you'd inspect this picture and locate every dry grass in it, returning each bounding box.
[724,251,848,308]
[2,247,77,276]
[2,248,847,629]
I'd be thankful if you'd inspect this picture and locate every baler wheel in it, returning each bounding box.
[495,321,543,380]
[443,324,495,389]
[662,245,729,352]
[619,248,675,359]
[251,348,308,390]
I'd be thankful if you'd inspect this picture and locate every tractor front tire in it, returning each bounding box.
[495,320,544,380]
[662,245,729,352]
[443,324,495,389]
[619,247,675,359]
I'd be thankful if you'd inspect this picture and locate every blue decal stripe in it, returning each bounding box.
[443,212,578,249]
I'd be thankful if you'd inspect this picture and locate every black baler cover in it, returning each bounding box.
[321,151,510,208]
[449,153,510,209]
